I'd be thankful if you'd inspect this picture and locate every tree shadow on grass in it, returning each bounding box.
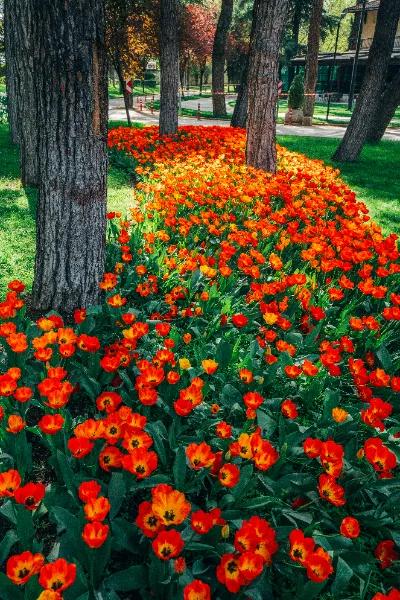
[25,187,37,218]
[0,123,38,221]
[0,187,37,223]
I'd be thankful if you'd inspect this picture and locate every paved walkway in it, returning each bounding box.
[178,96,400,126]
[109,99,400,141]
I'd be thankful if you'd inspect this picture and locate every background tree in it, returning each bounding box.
[106,0,159,125]
[246,0,290,172]
[212,0,233,117]
[32,0,108,313]
[302,0,324,125]
[230,0,253,128]
[230,54,249,127]
[228,0,252,127]
[180,2,217,95]
[333,0,400,162]
[3,0,21,144]
[367,69,400,143]
[226,0,252,86]
[284,0,337,83]
[285,0,312,87]
[159,0,180,135]
[348,0,363,50]
[6,0,38,185]
[0,6,3,72]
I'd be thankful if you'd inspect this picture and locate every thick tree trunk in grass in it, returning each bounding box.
[367,69,400,142]
[333,0,400,162]
[4,0,21,144]
[32,0,108,314]
[303,0,323,125]
[246,0,290,173]
[212,0,233,118]
[159,0,179,135]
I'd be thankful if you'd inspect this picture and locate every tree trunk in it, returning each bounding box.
[20,0,38,186]
[303,0,324,125]
[179,55,189,99]
[114,56,132,126]
[333,0,400,162]
[159,0,179,135]
[246,0,290,173]
[4,0,20,144]
[32,0,108,314]
[212,0,233,118]
[199,65,205,96]
[348,1,362,50]
[288,0,302,87]
[4,0,39,184]
[231,2,256,129]
[186,59,190,91]
[367,69,400,142]
[231,63,248,128]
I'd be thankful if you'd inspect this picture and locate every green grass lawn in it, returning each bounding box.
[0,123,133,294]
[223,99,400,127]
[0,122,399,296]
[109,83,159,99]
[278,135,400,236]
[277,99,400,124]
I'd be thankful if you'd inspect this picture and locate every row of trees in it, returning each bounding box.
[3,0,289,312]
[160,0,400,155]
[4,0,400,313]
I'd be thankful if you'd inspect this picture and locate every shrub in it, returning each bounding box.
[144,71,157,89]
[287,74,304,110]
[0,126,399,599]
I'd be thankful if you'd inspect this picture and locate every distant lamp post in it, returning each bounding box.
[326,10,347,122]
[348,0,367,110]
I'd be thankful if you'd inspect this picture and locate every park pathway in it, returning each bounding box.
[109,98,400,141]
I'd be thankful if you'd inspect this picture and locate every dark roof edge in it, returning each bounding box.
[344,1,380,14]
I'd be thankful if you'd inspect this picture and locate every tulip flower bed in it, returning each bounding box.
[0,125,399,600]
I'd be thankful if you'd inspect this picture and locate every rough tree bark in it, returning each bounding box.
[333,0,400,162]
[303,0,324,125]
[4,0,39,184]
[231,63,249,128]
[367,69,400,142]
[19,0,39,186]
[246,0,290,173]
[212,0,233,118]
[159,0,179,135]
[4,0,20,144]
[32,0,108,314]
[231,1,256,129]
